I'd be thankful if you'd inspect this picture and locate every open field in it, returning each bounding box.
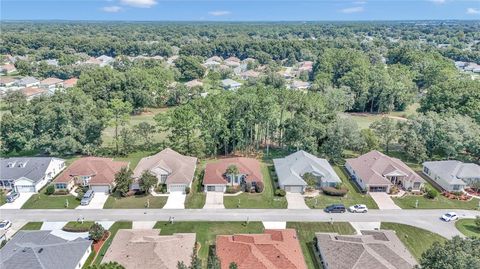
[343,103,419,129]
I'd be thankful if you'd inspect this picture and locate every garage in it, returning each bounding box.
[168,184,186,193]
[284,185,304,193]
[14,185,35,193]
[206,185,225,192]
[369,186,388,192]
[91,185,110,194]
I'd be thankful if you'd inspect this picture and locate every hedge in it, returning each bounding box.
[322,186,348,196]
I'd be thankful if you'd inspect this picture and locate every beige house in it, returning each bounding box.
[102,229,196,269]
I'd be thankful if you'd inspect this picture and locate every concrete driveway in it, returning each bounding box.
[76,193,109,209]
[163,192,186,209]
[369,192,401,210]
[204,192,224,209]
[4,221,26,240]
[286,193,309,209]
[0,192,35,209]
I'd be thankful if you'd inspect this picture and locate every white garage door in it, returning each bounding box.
[91,185,110,193]
[206,185,225,192]
[168,184,186,192]
[15,185,35,193]
[284,186,303,193]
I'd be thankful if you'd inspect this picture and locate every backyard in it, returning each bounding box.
[305,166,378,209]
[154,221,264,267]
[103,192,167,209]
[455,218,480,237]
[287,222,356,269]
[22,188,80,209]
[380,222,446,261]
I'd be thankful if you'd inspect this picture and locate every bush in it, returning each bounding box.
[89,223,106,242]
[54,190,69,195]
[275,189,286,197]
[185,186,190,194]
[45,185,55,195]
[244,182,252,192]
[426,188,438,199]
[226,186,240,194]
[255,182,264,193]
[322,186,348,196]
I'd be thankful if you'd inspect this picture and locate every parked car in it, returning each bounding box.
[80,190,95,206]
[349,204,368,213]
[6,192,20,203]
[441,212,458,222]
[0,220,12,230]
[325,204,346,213]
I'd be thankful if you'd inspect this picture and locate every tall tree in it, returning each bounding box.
[108,98,133,155]
[419,237,480,269]
[370,117,398,154]
[114,166,133,197]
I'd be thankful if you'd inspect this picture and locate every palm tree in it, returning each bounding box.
[226,164,239,186]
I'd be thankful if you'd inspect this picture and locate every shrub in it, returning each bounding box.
[54,190,69,195]
[89,223,106,242]
[245,182,252,192]
[426,188,438,199]
[185,186,190,194]
[322,186,348,196]
[334,182,344,190]
[275,189,286,197]
[255,182,264,193]
[45,185,55,195]
[226,186,240,194]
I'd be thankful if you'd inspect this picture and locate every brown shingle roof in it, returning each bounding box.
[54,157,128,185]
[345,150,423,186]
[203,157,263,185]
[63,78,78,88]
[20,87,47,97]
[40,77,63,86]
[216,229,307,269]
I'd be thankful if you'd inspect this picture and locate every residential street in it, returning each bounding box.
[2,208,478,238]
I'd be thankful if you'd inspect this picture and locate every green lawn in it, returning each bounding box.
[455,219,480,237]
[0,190,6,206]
[154,221,264,267]
[103,193,167,209]
[223,163,287,209]
[305,166,378,209]
[63,221,95,232]
[184,175,206,209]
[20,222,43,230]
[393,194,480,210]
[343,103,418,130]
[102,107,168,147]
[381,222,446,261]
[22,188,80,209]
[94,221,132,264]
[287,222,356,269]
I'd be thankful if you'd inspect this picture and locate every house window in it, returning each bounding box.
[160,174,167,183]
[55,183,66,189]
[453,185,461,191]
[234,176,239,184]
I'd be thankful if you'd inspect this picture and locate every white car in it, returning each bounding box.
[441,212,459,222]
[0,220,12,230]
[349,204,368,213]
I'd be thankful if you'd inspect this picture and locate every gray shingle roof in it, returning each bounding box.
[17,76,39,85]
[0,231,92,269]
[423,160,480,184]
[0,157,64,184]
[273,150,341,186]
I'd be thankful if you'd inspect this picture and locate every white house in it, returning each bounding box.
[422,160,480,192]
[0,157,66,193]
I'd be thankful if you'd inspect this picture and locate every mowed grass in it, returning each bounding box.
[287,222,356,269]
[184,175,206,209]
[101,107,169,147]
[63,221,95,231]
[154,221,264,267]
[20,222,43,230]
[94,221,133,264]
[103,193,167,209]
[305,166,378,209]
[455,219,480,237]
[381,222,446,261]
[342,103,418,130]
[392,194,480,210]
[22,188,80,209]
[223,163,287,209]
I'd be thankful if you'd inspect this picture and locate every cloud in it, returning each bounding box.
[428,0,446,4]
[340,6,364,14]
[102,6,123,13]
[120,0,157,8]
[208,10,231,16]
[466,8,480,14]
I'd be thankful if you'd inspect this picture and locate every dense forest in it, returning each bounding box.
[1,21,479,163]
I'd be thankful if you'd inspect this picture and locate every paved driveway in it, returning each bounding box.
[204,192,224,209]
[163,192,186,209]
[4,221,26,240]
[369,192,401,210]
[0,192,35,209]
[76,193,109,209]
[286,193,309,209]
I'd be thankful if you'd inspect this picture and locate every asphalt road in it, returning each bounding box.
[1,208,479,238]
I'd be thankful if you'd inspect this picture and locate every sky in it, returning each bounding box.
[1,0,480,21]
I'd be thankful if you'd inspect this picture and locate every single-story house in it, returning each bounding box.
[103,229,196,269]
[216,229,307,269]
[16,76,40,87]
[131,148,197,193]
[0,64,16,74]
[54,157,129,193]
[345,150,424,193]
[221,79,242,90]
[240,70,260,80]
[203,157,262,192]
[0,77,17,87]
[273,150,341,193]
[0,230,92,269]
[422,160,480,192]
[315,230,417,269]
[63,78,78,88]
[40,77,64,92]
[0,157,65,193]
[20,87,49,100]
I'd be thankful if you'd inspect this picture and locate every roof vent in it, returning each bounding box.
[38,248,43,253]
[7,162,16,168]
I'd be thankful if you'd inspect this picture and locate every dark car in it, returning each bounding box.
[325,204,346,213]
[6,192,20,203]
